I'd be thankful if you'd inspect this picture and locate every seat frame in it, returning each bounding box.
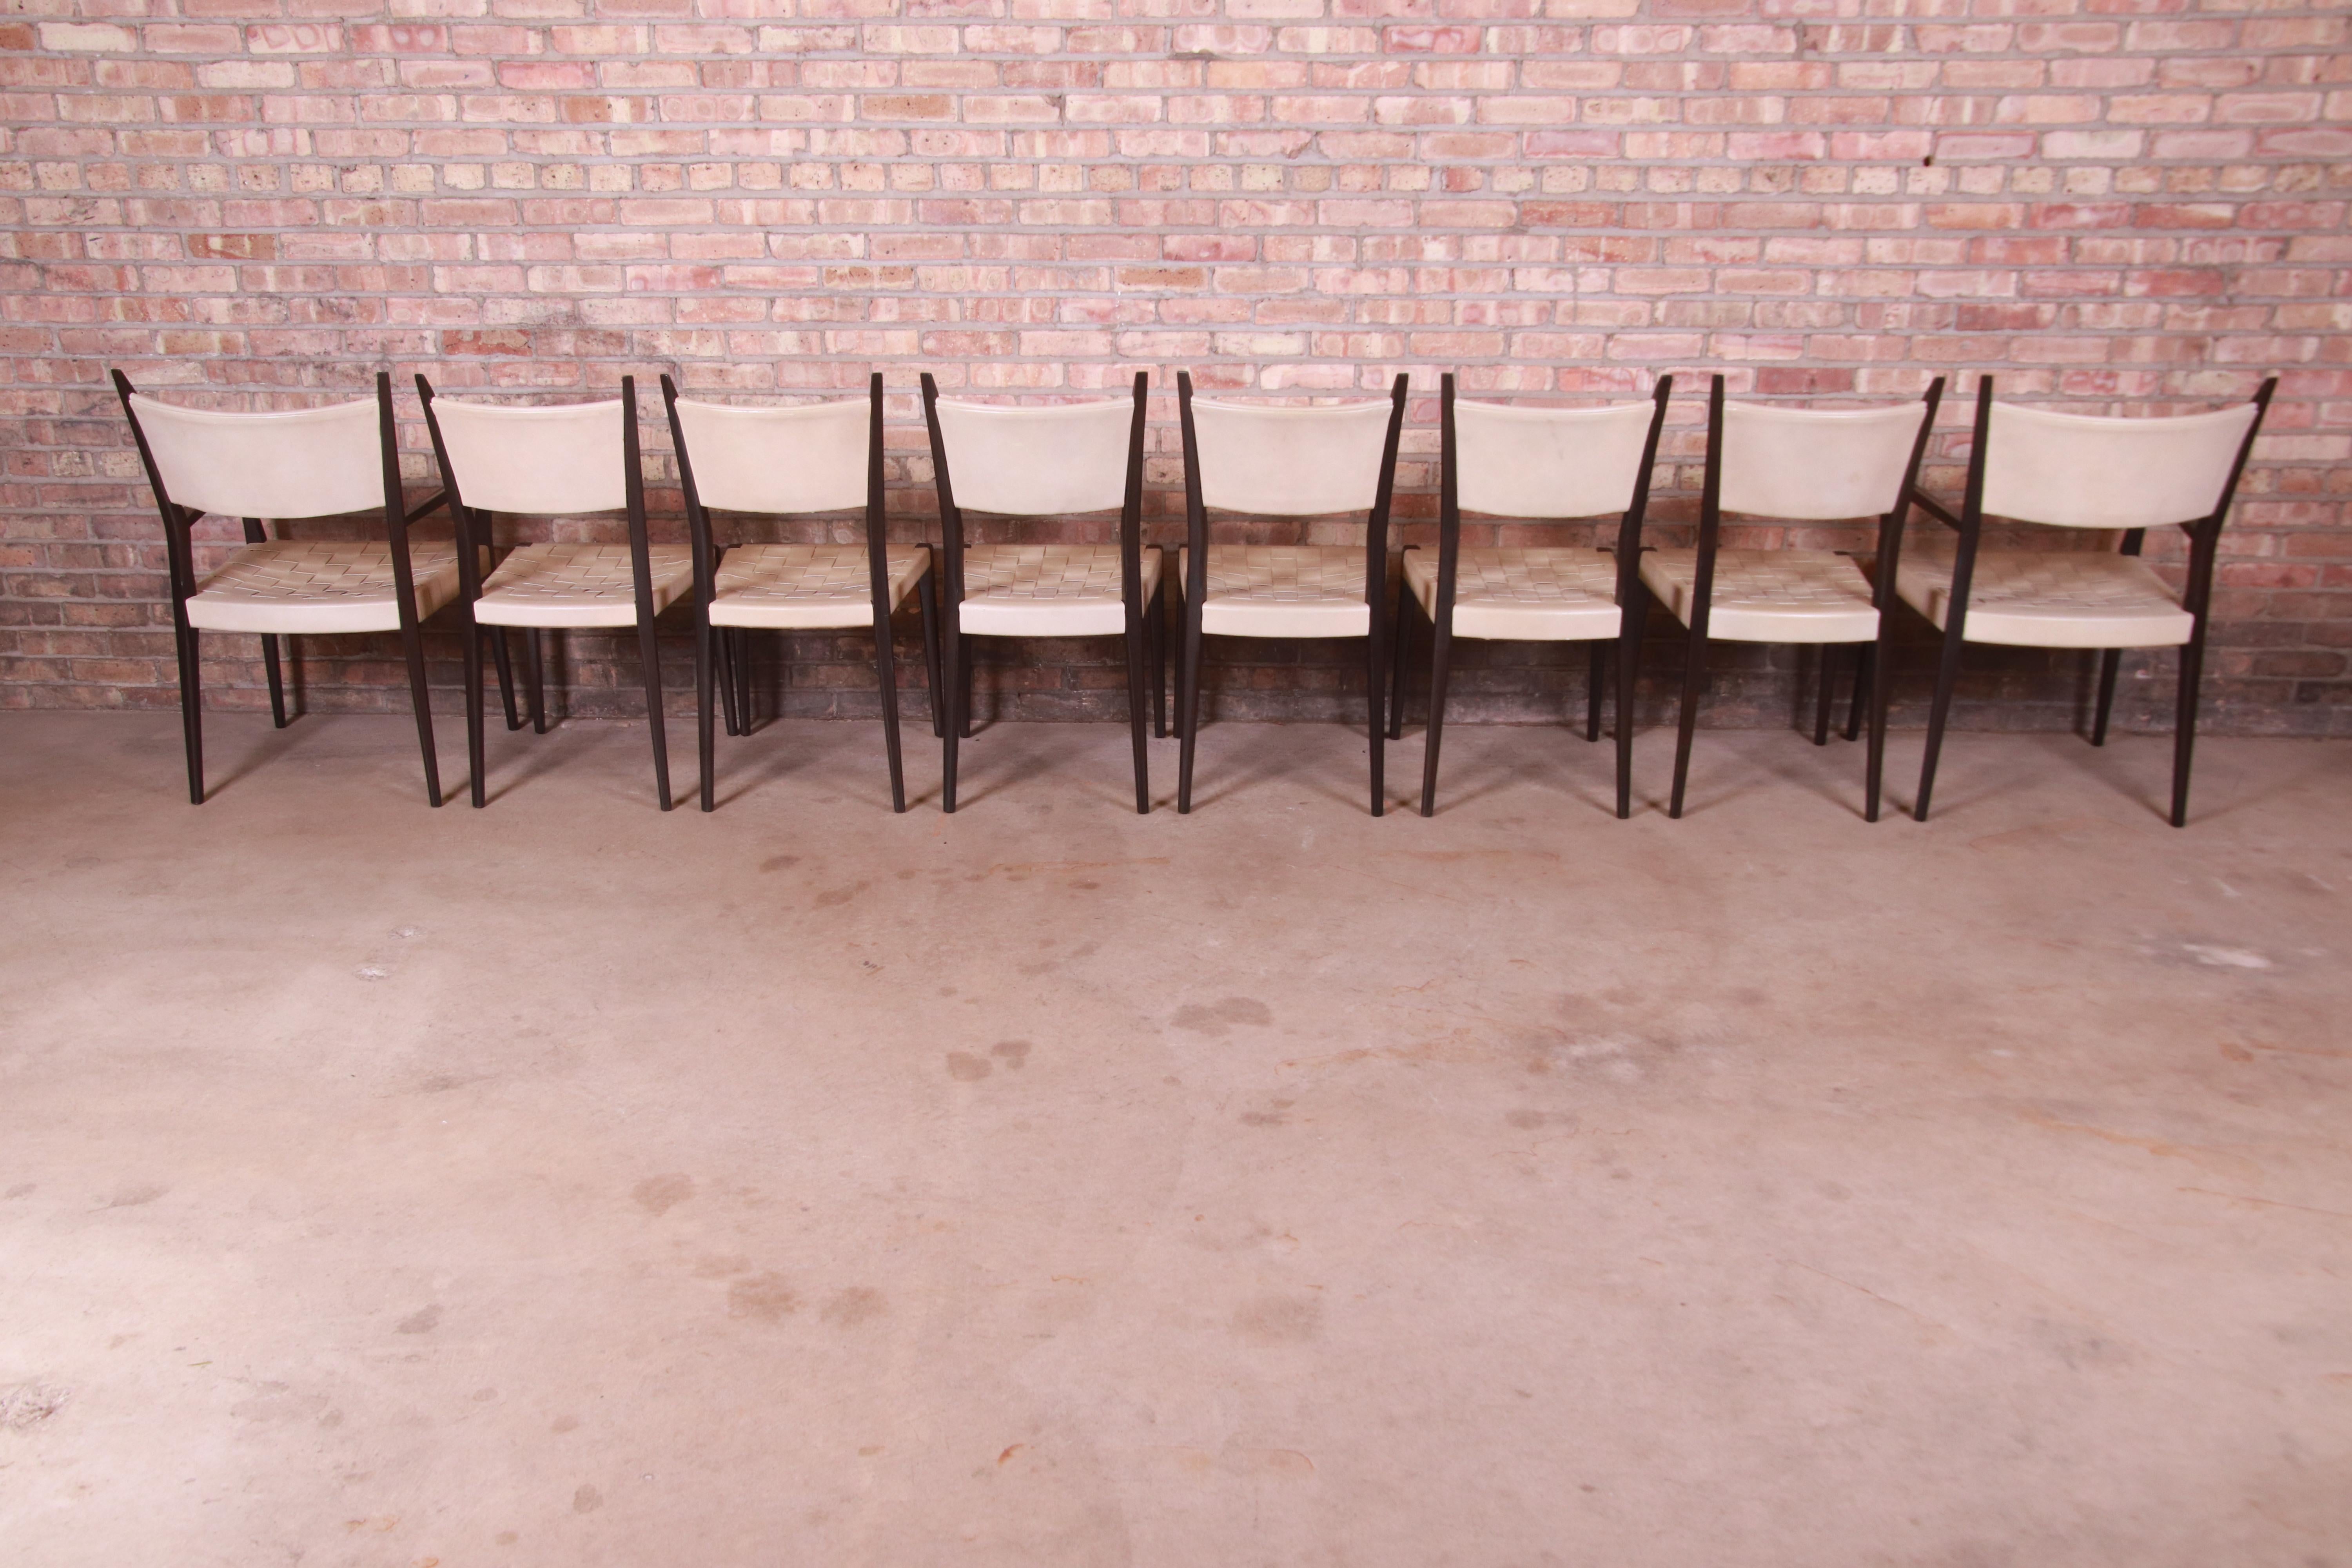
[418,374,673,810]
[663,372,940,815]
[920,372,1160,815]
[1906,373,2276,827]
[1395,373,1672,820]
[1174,372,1409,816]
[113,369,480,807]
[1638,373,1944,823]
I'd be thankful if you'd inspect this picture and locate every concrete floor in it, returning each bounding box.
[2,710,2348,1567]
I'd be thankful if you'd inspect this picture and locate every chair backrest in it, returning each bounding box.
[125,394,385,519]
[1452,397,1657,519]
[1717,399,1932,521]
[1187,396,1399,515]
[427,396,628,515]
[671,396,867,515]
[1979,399,2262,530]
[929,397,1135,515]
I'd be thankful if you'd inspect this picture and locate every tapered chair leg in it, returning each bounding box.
[916,570,944,740]
[1813,644,1837,746]
[489,627,522,731]
[2092,648,2122,746]
[463,620,488,808]
[1915,624,1967,822]
[1149,577,1169,739]
[1864,624,1896,822]
[940,622,964,813]
[1586,641,1606,742]
[1177,610,1205,813]
[1613,604,1644,820]
[261,635,289,728]
[713,624,740,737]
[732,630,755,734]
[176,623,206,805]
[525,628,548,734]
[874,605,908,815]
[2170,637,2205,828]
[1418,607,1454,818]
[1387,583,1412,741]
[1844,644,1871,743]
[1668,630,1709,820]
[635,613,673,811]
[697,619,718,813]
[1125,616,1151,815]
[960,631,977,738]
[397,617,441,808]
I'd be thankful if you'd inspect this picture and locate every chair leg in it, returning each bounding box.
[1865,624,1895,823]
[2092,648,2122,746]
[916,570,945,740]
[1125,616,1151,815]
[940,621,964,813]
[635,612,673,811]
[1586,639,1606,743]
[1367,627,1386,819]
[874,607,908,815]
[1668,626,1708,820]
[525,628,548,734]
[697,619,718,813]
[732,629,755,735]
[464,621,488,808]
[261,634,289,728]
[1915,621,1968,822]
[1614,604,1644,820]
[488,627,521,731]
[1419,608,1454,818]
[176,622,206,804]
[1177,606,1205,813]
[1844,643,1871,743]
[712,622,739,737]
[1813,644,1837,746]
[1387,581,1412,742]
[2170,637,2205,829]
[1150,575,1169,740]
[960,628,977,738]
[398,616,442,808]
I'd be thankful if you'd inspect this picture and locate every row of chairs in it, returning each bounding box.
[113,367,2272,825]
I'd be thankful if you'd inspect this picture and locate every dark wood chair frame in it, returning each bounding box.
[1390,372,1673,820]
[1174,371,1408,817]
[662,372,943,815]
[1641,372,1945,823]
[112,368,494,807]
[919,370,1161,815]
[418,372,673,810]
[1904,372,2275,828]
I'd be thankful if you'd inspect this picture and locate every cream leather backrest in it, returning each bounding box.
[673,397,867,515]
[1980,400,2259,530]
[129,394,385,519]
[430,397,627,515]
[1189,398,1396,516]
[1719,400,1927,521]
[932,398,1134,515]
[1454,398,1655,519]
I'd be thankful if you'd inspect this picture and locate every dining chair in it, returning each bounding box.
[417,374,688,809]
[1634,373,1944,821]
[111,369,492,806]
[1394,374,1672,819]
[662,373,938,813]
[919,372,1160,814]
[1173,373,1408,815]
[1900,374,2274,826]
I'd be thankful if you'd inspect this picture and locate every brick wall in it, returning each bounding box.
[3,0,2347,735]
